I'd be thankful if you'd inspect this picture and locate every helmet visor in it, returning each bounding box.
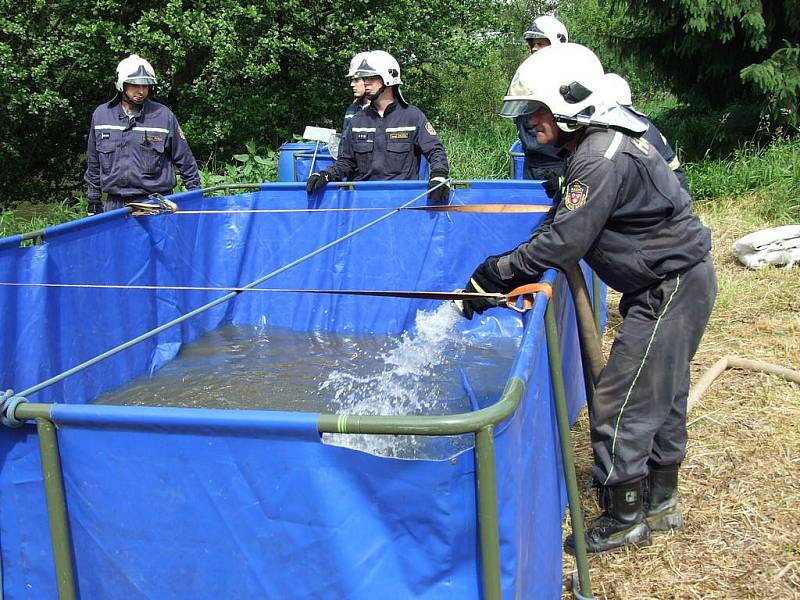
[522,26,547,41]
[499,99,544,118]
[125,76,156,86]
[353,68,378,78]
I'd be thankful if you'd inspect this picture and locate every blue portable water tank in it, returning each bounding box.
[509,139,525,179]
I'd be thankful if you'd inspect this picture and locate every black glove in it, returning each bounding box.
[427,172,450,203]
[543,175,564,201]
[460,256,509,320]
[306,171,330,195]
[88,200,103,215]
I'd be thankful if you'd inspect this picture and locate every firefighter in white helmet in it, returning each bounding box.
[515,15,569,182]
[461,43,716,555]
[307,50,450,202]
[83,54,200,214]
[603,73,688,192]
[342,51,372,137]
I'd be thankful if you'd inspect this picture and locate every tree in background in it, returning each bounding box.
[0,0,496,207]
[611,0,799,128]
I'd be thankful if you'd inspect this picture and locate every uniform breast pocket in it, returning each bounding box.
[96,138,117,175]
[353,141,374,173]
[385,141,411,176]
[142,140,167,175]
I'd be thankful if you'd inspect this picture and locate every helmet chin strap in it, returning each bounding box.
[122,86,151,107]
[366,83,386,103]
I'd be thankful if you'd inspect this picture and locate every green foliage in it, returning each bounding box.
[197,141,278,187]
[613,0,800,128]
[0,199,88,239]
[638,98,766,161]
[440,121,517,180]
[0,0,497,207]
[687,136,800,222]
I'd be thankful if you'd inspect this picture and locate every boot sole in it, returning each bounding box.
[564,523,652,555]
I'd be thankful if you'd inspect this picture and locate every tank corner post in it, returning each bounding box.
[544,296,594,600]
[35,416,77,600]
[6,399,78,600]
[475,424,502,600]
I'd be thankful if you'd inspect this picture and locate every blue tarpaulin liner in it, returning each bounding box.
[0,180,603,599]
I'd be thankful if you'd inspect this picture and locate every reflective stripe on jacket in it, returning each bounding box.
[327,101,448,181]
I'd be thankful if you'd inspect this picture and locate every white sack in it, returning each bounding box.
[731,225,800,269]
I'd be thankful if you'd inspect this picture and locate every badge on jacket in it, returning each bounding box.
[565,180,589,211]
[425,122,437,136]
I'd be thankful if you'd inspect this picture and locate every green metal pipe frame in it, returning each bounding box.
[8,280,594,599]
[475,426,501,600]
[545,303,594,599]
[35,416,77,600]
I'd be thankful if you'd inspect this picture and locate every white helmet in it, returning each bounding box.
[604,73,632,107]
[347,51,371,78]
[115,54,157,92]
[352,50,402,86]
[499,43,606,132]
[522,15,568,46]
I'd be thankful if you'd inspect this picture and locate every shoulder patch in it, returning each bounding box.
[565,180,589,211]
[425,121,437,136]
[178,126,186,140]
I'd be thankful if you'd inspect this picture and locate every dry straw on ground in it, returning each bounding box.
[561,196,800,599]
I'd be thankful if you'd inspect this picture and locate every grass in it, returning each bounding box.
[689,136,800,222]
[440,119,518,180]
[561,196,800,598]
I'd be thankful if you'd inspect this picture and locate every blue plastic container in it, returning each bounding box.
[277,142,335,182]
[0,180,603,599]
[510,139,525,179]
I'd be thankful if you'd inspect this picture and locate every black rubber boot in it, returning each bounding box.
[645,463,684,531]
[565,479,651,555]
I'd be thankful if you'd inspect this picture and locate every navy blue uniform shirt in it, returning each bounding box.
[326,100,449,181]
[84,97,200,200]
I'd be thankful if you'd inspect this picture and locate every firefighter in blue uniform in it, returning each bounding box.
[604,73,688,193]
[461,44,717,554]
[306,50,450,202]
[515,16,569,181]
[84,54,201,213]
[342,51,371,138]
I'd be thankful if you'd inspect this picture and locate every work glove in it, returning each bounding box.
[88,200,103,215]
[460,253,543,320]
[306,171,331,195]
[460,256,509,320]
[427,172,450,203]
[543,175,564,201]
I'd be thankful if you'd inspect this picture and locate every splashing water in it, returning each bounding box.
[94,301,518,460]
[322,302,477,459]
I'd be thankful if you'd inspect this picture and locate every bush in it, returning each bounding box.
[0,0,499,208]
